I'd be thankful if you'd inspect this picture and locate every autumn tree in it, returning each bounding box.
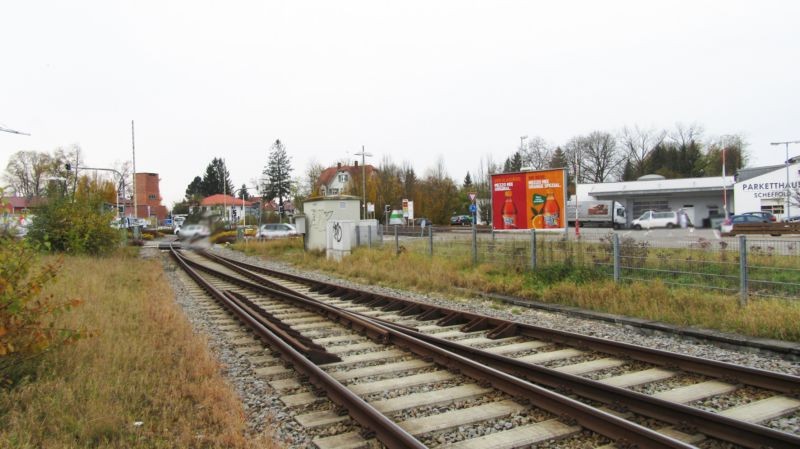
[702,135,748,177]
[418,158,459,224]
[375,156,404,222]
[28,177,121,255]
[3,146,81,198]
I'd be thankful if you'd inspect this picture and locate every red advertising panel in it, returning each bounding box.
[491,169,567,231]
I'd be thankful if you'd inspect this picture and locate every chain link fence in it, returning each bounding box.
[357,224,800,304]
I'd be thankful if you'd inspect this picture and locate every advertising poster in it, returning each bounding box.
[491,169,567,231]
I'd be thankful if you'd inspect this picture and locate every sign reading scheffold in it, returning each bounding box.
[491,168,567,231]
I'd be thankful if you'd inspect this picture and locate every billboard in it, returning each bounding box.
[491,168,567,231]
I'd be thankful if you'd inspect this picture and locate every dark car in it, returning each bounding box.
[720,214,771,233]
[450,215,472,226]
[741,211,776,222]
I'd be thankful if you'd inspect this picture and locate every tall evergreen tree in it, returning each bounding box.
[200,158,234,196]
[463,171,473,188]
[621,160,636,181]
[262,139,293,208]
[503,152,523,173]
[548,147,568,169]
[185,176,203,201]
[238,183,250,200]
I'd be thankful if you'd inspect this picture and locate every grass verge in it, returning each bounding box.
[0,249,277,449]
[233,239,800,342]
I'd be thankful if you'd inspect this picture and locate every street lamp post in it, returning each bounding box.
[355,146,372,219]
[76,166,125,219]
[770,140,800,220]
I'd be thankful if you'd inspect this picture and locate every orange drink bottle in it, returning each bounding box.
[543,190,560,228]
[502,191,517,229]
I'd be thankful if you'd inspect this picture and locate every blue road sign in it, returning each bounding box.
[469,204,477,213]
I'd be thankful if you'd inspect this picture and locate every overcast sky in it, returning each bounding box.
[2,1,799,205]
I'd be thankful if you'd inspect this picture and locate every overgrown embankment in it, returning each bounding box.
[0,248,277,449]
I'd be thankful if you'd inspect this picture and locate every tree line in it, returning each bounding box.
[503,123,748,183]
[172,123,751,225]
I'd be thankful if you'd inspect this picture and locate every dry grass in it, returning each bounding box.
[233,239,800,342]
[0,250,279,449]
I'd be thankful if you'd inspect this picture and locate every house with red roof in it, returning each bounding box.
[317,161,378,197]
[2,196,46,214]
[198,194,259,223]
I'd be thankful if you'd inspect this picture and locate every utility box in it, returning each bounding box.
[326,220,355,261]
[303,196,361,251]
[356,219,380,245]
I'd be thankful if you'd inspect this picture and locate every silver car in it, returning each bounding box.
[177,224,210,240]
[257,223,298,239]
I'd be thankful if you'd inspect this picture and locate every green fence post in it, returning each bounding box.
[472,221,478,266]
[429,225,433,257]
[739,235,748,307]
[394,225,399,255]
[613,233,620,283]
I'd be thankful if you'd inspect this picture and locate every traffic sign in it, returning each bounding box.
[469,192,477,202]
[469,204,477,213]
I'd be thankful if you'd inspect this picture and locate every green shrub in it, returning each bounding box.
[0,236,85,386]
[27,195,122,256]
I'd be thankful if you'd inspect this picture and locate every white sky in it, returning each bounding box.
[2,1,799,205]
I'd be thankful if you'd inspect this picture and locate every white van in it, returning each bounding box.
[632,210,679,230]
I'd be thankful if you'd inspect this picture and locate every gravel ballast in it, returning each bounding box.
[148,244,800,444]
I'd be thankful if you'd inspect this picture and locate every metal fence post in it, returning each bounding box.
[394,225,399,255]
[471,222,478,266]
[739,235,748,307]
[367,224,372,248]
[429,225,433,257]
[530,229,537,269]
[613,233,620,283]
[355,224,361,247]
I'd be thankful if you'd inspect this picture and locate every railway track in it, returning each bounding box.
[168,246,800,448]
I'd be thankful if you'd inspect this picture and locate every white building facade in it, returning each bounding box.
[733,162,800,220]
[577,175,734,228]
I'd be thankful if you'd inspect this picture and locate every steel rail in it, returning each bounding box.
[199,251,800,449]
[179,250,695,448]
[206,252,800,394]
[222,289,341,364]
[372,319,800,449]
[169,246,426,449]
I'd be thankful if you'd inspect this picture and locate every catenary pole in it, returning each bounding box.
[132,120,137,219]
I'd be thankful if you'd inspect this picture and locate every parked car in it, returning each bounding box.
[786,215,800,223]
[176,224,210,240]
[631,210,679,230]
[719,214,770,233]
[257,223,298,239]
[740,211,776,222]
[450,215,472,226]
